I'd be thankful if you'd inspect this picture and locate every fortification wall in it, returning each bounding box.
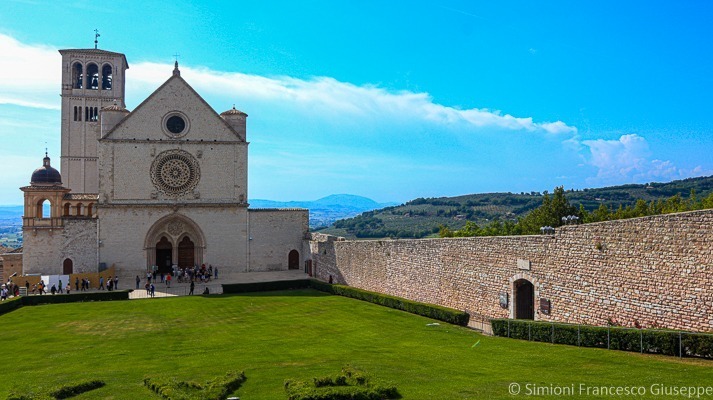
[311,210,713,332]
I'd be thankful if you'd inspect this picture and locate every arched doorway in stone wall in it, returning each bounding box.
[178,236,195,269]
[288,249,299,270]
[63,258,73,275]
[514,279,535,319]
[156,236,173,273]
[144,213,206,271]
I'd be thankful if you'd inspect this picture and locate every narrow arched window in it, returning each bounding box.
[37,199,51,219]
[87,203,93,217]
[73,106,77,121]
[72,63,83,89]
[63,203,70,216]
[76,203,83,216]
[85,106,89,121]
[101,64,113,90]
[86,63,99,90]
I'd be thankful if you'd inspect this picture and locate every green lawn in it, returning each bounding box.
[1,290,711,399]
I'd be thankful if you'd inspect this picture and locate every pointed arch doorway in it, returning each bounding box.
[178,236,195,268]
[145,214,206,271]
[156,236,172,274]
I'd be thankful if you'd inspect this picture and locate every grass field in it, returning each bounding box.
[1,290,711,399]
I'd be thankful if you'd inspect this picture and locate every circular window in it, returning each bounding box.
[161,111,190,137]
[150,149,200,195]
[166,115,185,134]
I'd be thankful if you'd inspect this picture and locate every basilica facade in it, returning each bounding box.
[19,47,309,276]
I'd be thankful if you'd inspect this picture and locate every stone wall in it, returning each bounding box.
[311,210,713,332]
[248,209,309,271]
[22,219,97,275]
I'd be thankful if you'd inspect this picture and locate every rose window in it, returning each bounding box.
[150,150,200,195]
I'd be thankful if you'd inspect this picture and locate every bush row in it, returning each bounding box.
[143,371,246,400]
[284,366,399,400]
[0,296,23,317]
[7,380,105,400]
[491,319,713,359]
[0,291,130,317]
[310,280,469,326]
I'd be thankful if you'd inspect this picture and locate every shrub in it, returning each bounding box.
[144,370,246,400]
[7,380,105,400]
[285,366,399,400]
[50,380,105,399]
[0,296,23,317]
[490,319,713,359]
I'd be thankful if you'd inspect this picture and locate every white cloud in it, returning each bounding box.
[0,34,61,110]
[582,134,708,184]
[126,62,577,135]
[0,30,576,133]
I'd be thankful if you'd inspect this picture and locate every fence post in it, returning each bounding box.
[607,326,610,350]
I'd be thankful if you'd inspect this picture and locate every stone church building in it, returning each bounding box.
[18,47,309,276]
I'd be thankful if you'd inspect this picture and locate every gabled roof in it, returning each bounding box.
[104,71,242,140]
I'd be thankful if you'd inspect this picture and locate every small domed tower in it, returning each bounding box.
[220,105,248,141]
[21,153,70,229]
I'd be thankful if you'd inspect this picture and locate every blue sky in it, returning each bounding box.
[1,1,712,205]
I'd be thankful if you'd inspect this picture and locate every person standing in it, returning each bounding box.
[25,280,30,293]
[99,276,105,290]
[189,280,195,296]
[114,276,119,290]
[135,275,140,289]
[75,277,79,291]
[166,274,171,288]
[150,283,155,298]
[1,286,7,301]
[58,279,63,294]
[214,266,218,280]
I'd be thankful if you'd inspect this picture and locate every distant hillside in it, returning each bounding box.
[317,175,713,239]
[0,195,394,232]
[249,194,397,228]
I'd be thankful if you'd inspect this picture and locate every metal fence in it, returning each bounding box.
[496,319,713,359]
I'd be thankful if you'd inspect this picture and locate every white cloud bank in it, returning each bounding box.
[0,33,576,134]
[583,134,708,184]
[0,32,708,200]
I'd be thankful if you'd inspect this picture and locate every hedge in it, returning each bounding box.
[491,319,713,359]
[309,280,469,326]
[0,291,131,317]
[7,380,105,400]
[0,296,24,317]
[143,370,246,400]
[284,366,398,400]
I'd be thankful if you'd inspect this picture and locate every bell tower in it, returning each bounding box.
[59,45,128,194]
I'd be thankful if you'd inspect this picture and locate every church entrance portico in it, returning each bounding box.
[156,236,173,273]
[145,214,205,271]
